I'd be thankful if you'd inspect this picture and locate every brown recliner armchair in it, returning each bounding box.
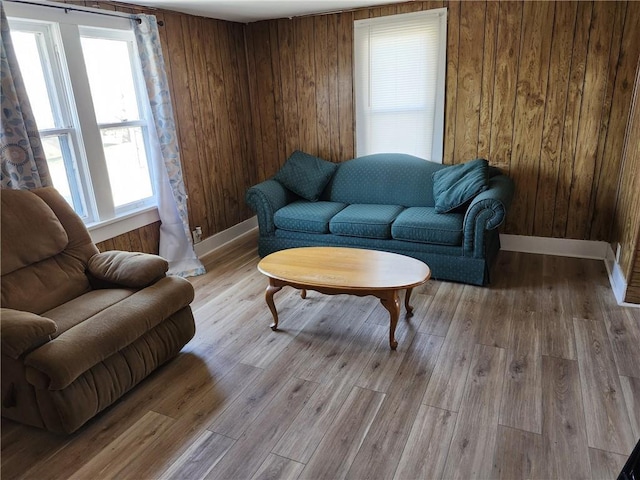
[1,187,196,434]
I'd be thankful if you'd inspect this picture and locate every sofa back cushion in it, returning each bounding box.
[274,151,338,202]
[324,153,446,207]
[1,188,98,314]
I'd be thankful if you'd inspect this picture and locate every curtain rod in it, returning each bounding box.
[6,0,164,26]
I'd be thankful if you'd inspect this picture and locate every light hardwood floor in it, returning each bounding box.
[2,235,639,479]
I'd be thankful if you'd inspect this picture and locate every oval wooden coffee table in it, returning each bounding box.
[257,247,431,350]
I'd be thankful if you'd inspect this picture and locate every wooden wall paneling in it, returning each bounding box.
[111,232,133,251]
[233,23,256,192]
[488,1,523,172]
[442,0,460,164]
[139,221,161,255]
[587,1,626,239]
[204,18,242,227]
[186,15,223,236]
[245,25,265,178]
[200,17,231,225]
[163,13,209,235]
[237,22,258,218]
[253,22,279,181]
[268,21,287,165]
[295,17,319,155]
[327,14,341,163]
[452,0,485,163]
[592,2,640,241]
[217,21,253,223]
[353,7,369,21]
[104,228,152,253]
[126,229,144,253]
[552,1,592,238]
[396,1,425,15]
[566,2,618,239]
[314,15,331,161]
[533,2,577,238]
[476,1,498,160]
[96,238,115,252]
[277,19,301,167]
[337,11,355,160]
[506,1,555,235]
[371,4,398,18]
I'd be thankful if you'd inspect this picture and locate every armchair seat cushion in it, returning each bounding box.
[329,204,404,239]
[24,276,194,391]
[44,289,135,337]
[391,207,464,246]
[274,201,346,234]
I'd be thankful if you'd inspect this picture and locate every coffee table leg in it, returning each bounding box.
[380,290,400,350]
[405,288,415,317]
[300,289,307,299]
[265,281,282,330]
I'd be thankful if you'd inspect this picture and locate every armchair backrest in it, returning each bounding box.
[1,187,98,314]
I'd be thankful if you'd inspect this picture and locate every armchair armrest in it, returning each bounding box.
[88,251,168,288]
[1,308,57,359]
[463,175,515,257]
[246,179,297,236]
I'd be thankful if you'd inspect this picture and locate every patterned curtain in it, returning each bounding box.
[133,14,205,277]
[0,4,51,189]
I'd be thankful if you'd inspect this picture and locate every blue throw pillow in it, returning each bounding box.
[432,158,489,213]
[274,151,338,202]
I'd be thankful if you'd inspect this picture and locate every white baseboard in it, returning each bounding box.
[499,234,638,307]
[193,226,637,306]
[604,245,629,304]
[499,234,609,260]
[194,216,258,258]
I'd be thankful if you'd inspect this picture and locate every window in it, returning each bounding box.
[354,9,447,162]
[7,4,155,228]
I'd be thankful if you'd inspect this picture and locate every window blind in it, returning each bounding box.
[354,9,447,162]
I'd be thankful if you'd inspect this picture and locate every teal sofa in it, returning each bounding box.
[246,153,514,285]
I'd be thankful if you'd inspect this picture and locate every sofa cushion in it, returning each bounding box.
[274,201,347,234]
[274,151,338,201]
[325,154,445,207]
[432,158,489,213]
[330,204,404,239]
[392,207,464,245]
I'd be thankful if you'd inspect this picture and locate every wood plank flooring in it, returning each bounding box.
[2,235,639,480]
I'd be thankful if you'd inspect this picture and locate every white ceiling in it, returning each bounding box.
[117,0,410,23]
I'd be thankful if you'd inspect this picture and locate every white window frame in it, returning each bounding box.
[354,9,447,163]
[5,1,159,241]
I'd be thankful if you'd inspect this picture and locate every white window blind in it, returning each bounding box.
[354,9,447,162]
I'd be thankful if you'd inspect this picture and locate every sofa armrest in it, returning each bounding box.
[1,309,57,359]
[23,276,194,390]
[246,179,297,236]
[88,251,168,288]
[463,175,515,257]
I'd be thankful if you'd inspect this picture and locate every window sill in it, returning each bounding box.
[88,207,160,244]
